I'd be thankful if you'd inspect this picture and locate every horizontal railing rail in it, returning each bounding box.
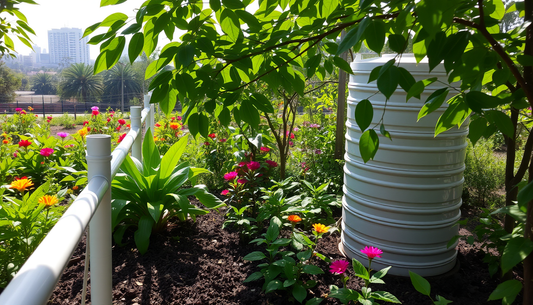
[0,95,154,305]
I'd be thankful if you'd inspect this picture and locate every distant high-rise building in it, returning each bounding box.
[48,28,89,65]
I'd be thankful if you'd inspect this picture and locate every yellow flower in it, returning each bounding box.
[39,195,58,207]
[10,178,34,193]
[170,122,180,130]
[312,223,330,234]
[77,128,88,138]
[28,106,34,111]
[153,136,159,142]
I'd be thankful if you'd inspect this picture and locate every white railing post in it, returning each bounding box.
[131,106,142,161]
[86,135,112,305]
[144,94,155,134]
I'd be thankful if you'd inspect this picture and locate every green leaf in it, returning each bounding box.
[467,116,487,146]
[305,298,323,305]
[134,215,154,255]
[368,66,381,83]
[371,291,401,303]
[377,65,399,100]
[415,0,456,35]
[194,185,225,209]
[333,56,353,74]
[187,113,199,137]
[501,237,533,274]
[434,295,453,305]
[160,136,188,181]
[178,44,195,67]
[147,202,164,223]
[302,265,324,275]
[388,34,406,53]
[243,251,267,261]
[320,0,338,18]
[352,258,369,280]
[417,88,448,121]
[355,99,373,131]
[142,128,160,176]
[370,266,391,282]
[364,20,386,54]
[198,113,209,138]
[359,129,379,163]
[100,0,127,6]
[517,54,533,66]
[380,123,392,140]
[465,91,508,113]
[100,12,128,26]
[409,271,431,296]
[292,283,307,303]
[517,180,533,212]
[93,51,108,75]
[407,78,437,101]
[239,99,260,130]
[487,280,522,303]
[128,33,144,64]
[250,93,275,113]
[244,271,263,282]
[220,9,241,42]
[265,217,281,242]
[337,18,371,55]
[485,110,514,138]
[104,36,125,69]
[435,95,470,136]
[397,67,416,92]
[265,279,283,293]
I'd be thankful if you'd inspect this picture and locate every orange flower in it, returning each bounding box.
[312,223,330,234]
[77,128,88,138]
[28,106,33,111]
[39,195,58,207]
[288,215,302,223]
[2,139,8,144]
[10,178,34,193]
[72,185,79,191]
[170,122,180,130]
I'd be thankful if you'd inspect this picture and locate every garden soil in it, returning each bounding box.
[40,204,523,305]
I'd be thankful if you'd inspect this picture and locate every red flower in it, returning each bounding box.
[116,126,121,131]
[266,160,278,168]
[118,119,126,125]
[220,138,227,143]
[208,133,216,139]
[87,127,91,131]
[155,123,161,127]
[221,190,229,196]
[83,121,89,126]
[107,117,111,122]
[237,178,248,184]
[204,141,210,146]
[92,110,99,116]
[40,148,54,157]
[47,116,53,120]
[118,133,127,143]
[260,146,270,152]
[18,140,32,147]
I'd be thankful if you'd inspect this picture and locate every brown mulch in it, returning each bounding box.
[42,204,523,305]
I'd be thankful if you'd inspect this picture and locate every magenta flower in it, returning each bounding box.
[315,149,322,155]
[260,146,270,152]
[224,171,238,181]
[247,161,261,171]
[177,116,182,121]
[221,190,229,196]
[360,246,383,260]
[15,107,22,112]
[330,260,350,275]
[40,148,54,157]
[220,138,227,143]
[118,119,126,125]
[91,106,99,111]
[237,178,248,184]
[57,132,69,139]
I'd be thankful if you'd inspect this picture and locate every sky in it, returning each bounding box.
[14,0,145,59]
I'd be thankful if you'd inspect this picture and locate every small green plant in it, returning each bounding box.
[111,131,225,254]
[329,247,400,304]
[56,113,77,129]
[243,216,326,304]
[409,271,452,304]
[298,180,341,226]
[0,180,66,287]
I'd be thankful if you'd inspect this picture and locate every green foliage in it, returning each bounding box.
[408,271,453,304]
[30,73,57,95]
[0,62,22,102]
[0,1,36,58]
[59,63,103,102]
[111,131,224,254]
[463,138,505,207]
[0,182,66,288]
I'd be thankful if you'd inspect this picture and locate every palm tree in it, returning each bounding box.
[31,73,57,95]
[59,63,103,103]
[102,62,142,106]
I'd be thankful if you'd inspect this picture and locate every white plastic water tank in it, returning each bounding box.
[340,54,468,276]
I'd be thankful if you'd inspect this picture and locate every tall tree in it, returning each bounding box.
[31,73,57,95]
[59,63,103,103]
[0,61,21,103]
[92,1,532,303]
[101,62,142,105]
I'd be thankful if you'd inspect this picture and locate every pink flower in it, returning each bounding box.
[91,106,99,111]
[177,116,182,121]
[15,107,22,112]
[309,123,320,128]
[208,133,216,139]
[247,161,261,171]
[289,141,294,146]
[57,132,69,138]
[266,160,278,167]
[260,146,270,152]
[238,161,249,168]
[315,149,322,155]
[155,123,161,127]
[118,119,126,125]
[224,171,238,181]
[106,117,111,122]
[13,151,17,158]
[293,127,299,132]
[220,138,227,143]
[237,178,248,184]
[221,190,229,196]
[360,246,383,260]
[330,260,350,275]
[40,148,54,157]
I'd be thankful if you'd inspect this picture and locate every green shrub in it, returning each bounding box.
[463,138,505,207]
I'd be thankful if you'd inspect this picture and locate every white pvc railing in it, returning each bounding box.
[0,95,155,305]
